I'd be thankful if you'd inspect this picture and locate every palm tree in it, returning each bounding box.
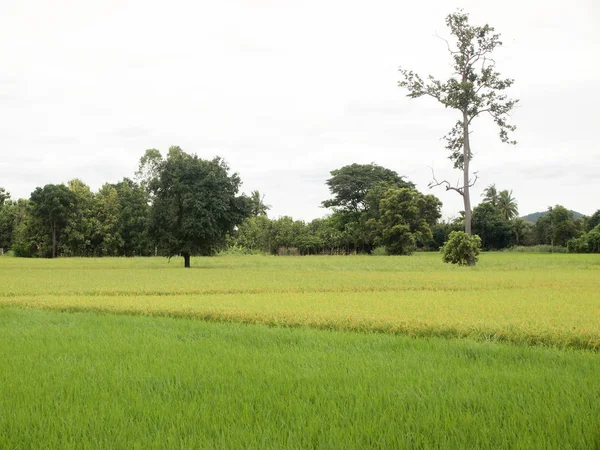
[511,217,528,245]
[498,190,518,220]
[482,184,499,207]
[249,190,271,217]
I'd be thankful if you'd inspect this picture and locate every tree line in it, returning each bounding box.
[1,156,598,265]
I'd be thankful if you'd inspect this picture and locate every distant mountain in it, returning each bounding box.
[522,210,584,223]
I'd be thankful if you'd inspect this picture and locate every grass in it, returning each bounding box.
[1,308,599,449]
[1,253,599,349]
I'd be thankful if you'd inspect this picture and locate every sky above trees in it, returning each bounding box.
[1,0,598,220]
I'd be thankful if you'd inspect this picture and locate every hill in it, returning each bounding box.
[522,210,584,223]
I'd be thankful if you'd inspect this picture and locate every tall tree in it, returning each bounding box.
[399,10,518,236]
[497,189,518,220]
[29,184,74,258]
[62,179,96,256]
[140,146,250,268]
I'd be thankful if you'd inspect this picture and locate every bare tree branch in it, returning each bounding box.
[427,167,464,196]
[467,171,479,188]
[435,32,460,54]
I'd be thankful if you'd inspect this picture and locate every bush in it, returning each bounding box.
[441,231,482,266]
[371,246,388,256]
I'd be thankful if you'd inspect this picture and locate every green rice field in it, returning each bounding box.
[1,253,599,448]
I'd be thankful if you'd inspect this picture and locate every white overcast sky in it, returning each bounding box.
[1,0,599,220]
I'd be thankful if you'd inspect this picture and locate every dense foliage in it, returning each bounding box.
[0,161,597,258]
[441,231,482,266]
[139,146,250,267]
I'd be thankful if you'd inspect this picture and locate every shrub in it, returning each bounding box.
[371,246,388,256]
[441,231,482,266]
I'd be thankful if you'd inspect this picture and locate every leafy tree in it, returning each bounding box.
[0,187,9,207]
[29,184,75,258]
[62,179,96,256]
[322,164,417,253]
[511,217,532,246]
[113,178,152,256]
[233,215,273,253]
[481,184,499,207]
[535,205,580,247]
[399,10,518,236]
[371,188,442,255]
[568,224,600,254]
[309,217,344,254]
[8,200,34,257]
[587,225,600,253]
[93,184,123,256]
[471,202,512,250]
[497,190,518,220]
[295,234,325,255]
[0,201,15,251]
[0,188,12,251]
[426,220,462,251]
[136,148,163,193]
[269,216,305,253]
[141,146,250,268]
[441,231,481,266]
[322,163,413,214]
[584,210,600,233]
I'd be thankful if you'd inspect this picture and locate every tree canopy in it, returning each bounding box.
[29,184,74,258]
[140,146,250,267]
[371,188,442,255]
[322,163,413,214]
[0,187,9,207]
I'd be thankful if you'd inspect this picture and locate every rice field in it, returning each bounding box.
[1,253,599,348]
[1,253,599,448]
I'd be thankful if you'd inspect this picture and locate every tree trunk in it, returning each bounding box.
[183,252,191,268]
[462,111,472,236]
[52,221,57,258]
